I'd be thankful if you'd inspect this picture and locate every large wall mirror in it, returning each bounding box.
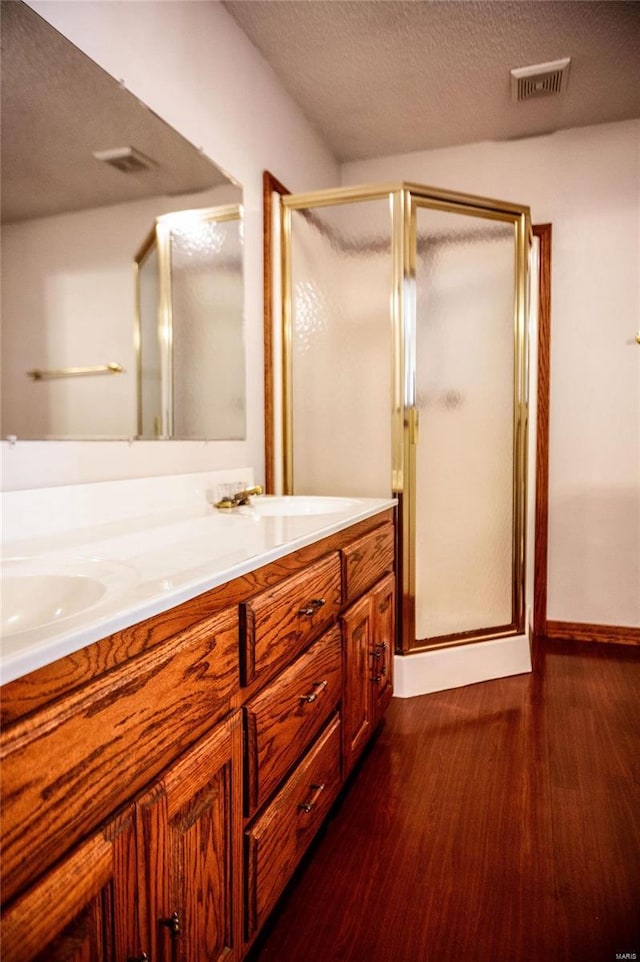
[0,1,246,440]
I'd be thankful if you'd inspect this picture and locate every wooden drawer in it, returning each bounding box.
[0,607,239,907]
[244,625,342,816]
[341,522,395,603]
[245,714,342,936]
[240,552,341,686]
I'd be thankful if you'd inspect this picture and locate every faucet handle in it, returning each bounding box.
[231,485,264,505]
[214,484,263,509]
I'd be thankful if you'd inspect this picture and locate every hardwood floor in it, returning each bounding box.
[248,638,640,962]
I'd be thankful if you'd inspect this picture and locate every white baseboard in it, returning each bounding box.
[393,632,532,698]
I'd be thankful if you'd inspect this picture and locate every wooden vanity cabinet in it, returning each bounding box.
[0,507,396,962]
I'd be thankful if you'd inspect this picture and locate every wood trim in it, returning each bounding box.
[533,224,552,639]
[545,621,640,646]
[263,170,291,493]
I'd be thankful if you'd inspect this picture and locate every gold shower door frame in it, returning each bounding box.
[279,183,531,654]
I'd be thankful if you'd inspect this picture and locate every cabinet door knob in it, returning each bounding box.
[128,954,150,962]
[161,911,181,938]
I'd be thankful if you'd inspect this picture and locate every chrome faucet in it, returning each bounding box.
[214,485,264,509]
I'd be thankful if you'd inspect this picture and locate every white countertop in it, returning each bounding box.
[1,495,395,685]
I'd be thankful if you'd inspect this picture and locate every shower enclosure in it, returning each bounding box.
[272,183,532,654]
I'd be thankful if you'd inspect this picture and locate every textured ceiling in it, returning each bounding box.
[223,0,640,162]
[1,1,236,223]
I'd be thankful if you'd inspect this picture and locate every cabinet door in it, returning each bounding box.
[371,573,395,724]
[1,806,141,962]
[341,592,374,777]
[137,711,243,962]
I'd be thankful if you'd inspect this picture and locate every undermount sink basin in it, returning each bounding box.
[1,574,106,637]
[243,495,360,517]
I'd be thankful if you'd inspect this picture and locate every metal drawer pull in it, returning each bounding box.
[298,597,326,617]
[373,642,388,659]
[161,912,181,938]
[299,782,326,813]
[300,680,328,703]
[128,955,149,962]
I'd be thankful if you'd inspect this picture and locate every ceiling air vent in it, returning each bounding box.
[510,57,571,102]
[92,146,157,173]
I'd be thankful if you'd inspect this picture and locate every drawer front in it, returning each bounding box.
[241,552,341,685]
[341,522,394,604]
[0,608,239,907]
[245,714,342,937]
[245,625,342,815]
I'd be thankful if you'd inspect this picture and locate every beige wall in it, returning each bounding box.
[342,120,640,628]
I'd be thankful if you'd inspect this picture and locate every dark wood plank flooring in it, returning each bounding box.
[248,638,640,962]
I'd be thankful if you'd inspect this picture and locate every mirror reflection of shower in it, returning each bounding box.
[135,205,245,440]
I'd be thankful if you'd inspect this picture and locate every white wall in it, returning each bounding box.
[343,120,640,628]
[2,0,339,490]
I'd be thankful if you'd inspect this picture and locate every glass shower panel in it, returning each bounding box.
[289,199,393,497]
[170,215,245,439]
[414,206,516,642]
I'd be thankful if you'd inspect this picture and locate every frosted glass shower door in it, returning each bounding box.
[286,196,394,498]
[413,205,521,645]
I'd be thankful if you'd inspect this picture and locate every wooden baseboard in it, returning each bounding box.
[545,620,640,646]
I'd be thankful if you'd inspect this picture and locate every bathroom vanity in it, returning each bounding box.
[0,490,395,961]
